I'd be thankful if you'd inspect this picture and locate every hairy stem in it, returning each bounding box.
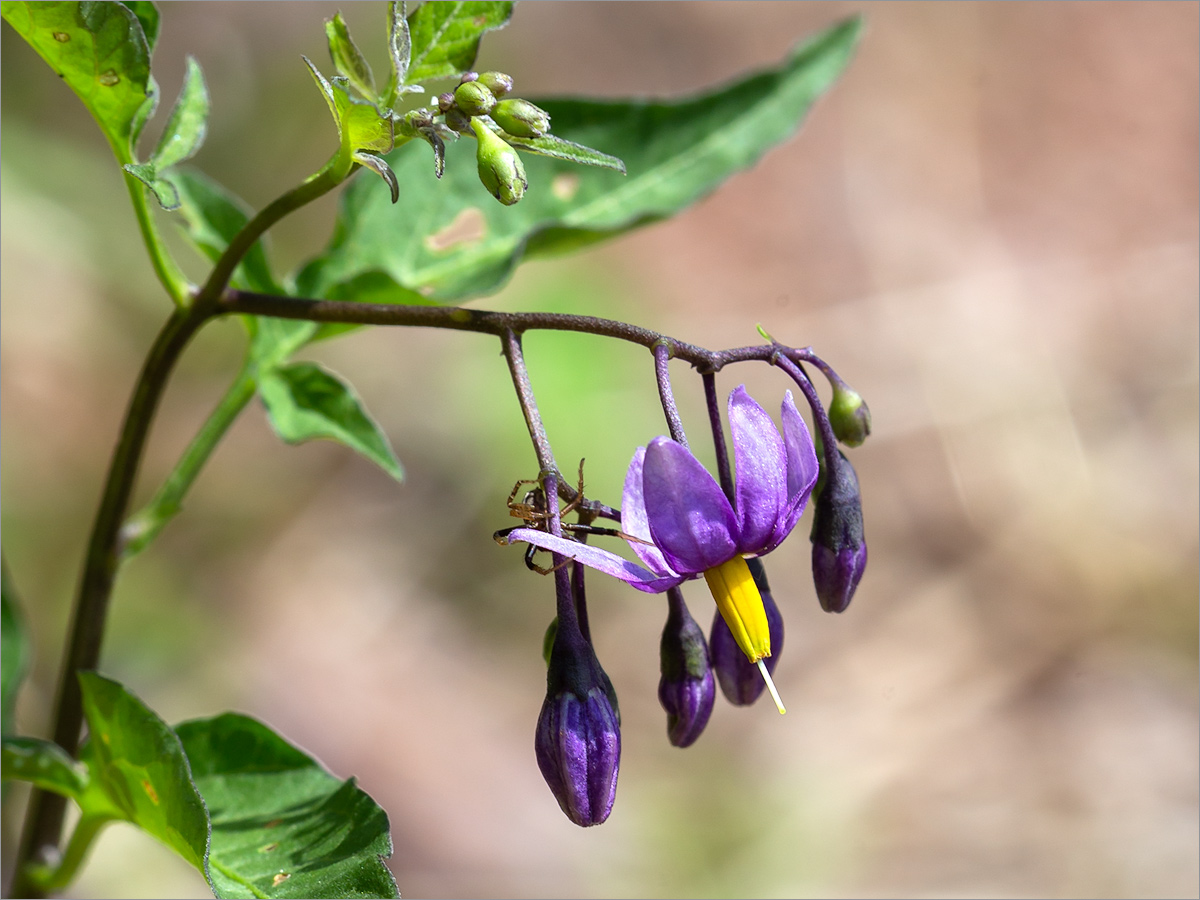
[13,304,211,897]
[653,342,688,447]
[500,330,556,474]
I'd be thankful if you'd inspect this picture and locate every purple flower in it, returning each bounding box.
[658,587,715,747]
[501,387,818,705]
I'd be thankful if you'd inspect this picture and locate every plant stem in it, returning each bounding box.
[652,342,688,447]
[121,169,192,306]
[772,354,841,475]
[119,365,258,560]
[500,330,556,474]
[25,815,111,895]
[12,303,211,897]
[702,372,735,503]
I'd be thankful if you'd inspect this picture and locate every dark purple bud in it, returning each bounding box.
[710,559,784,705]
[535,615,620,827]
[477,71,514,97]
[658,588,715,748]
[810,451,866,613]
[437,91,456,112]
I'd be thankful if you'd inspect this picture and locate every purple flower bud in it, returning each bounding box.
[710,559,784,705]
[658,588,715,748]
[535,615,620,827]
[810,451,866,613]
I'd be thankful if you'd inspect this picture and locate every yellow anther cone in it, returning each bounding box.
[703,556,770,664]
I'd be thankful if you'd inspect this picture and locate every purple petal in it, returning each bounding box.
[728,386,787,555]
[500,528,684,593]
[621,447,675,576]
[642,438,738,574]
[772,390,820,547]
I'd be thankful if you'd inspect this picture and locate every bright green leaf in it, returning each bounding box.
[151,54,209,170]
[1,560,31,737]
[297,17,861,302]
[176,713,399,900]
[76,672,210,876]
[2,736,88,799]
[171,167,280,294]
[258,362,403,482]
[337,83,394,154]
[1,0,156,159]
[326,12,375,101]
[499,131,625,173]
[405,1,513,85]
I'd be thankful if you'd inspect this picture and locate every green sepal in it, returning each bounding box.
[497,130,625,174]
[258,362,404,482]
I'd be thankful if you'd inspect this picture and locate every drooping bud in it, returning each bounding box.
[536,613,620,827]
[710,559,785,705]
[810,450,867,613]
[828,384,871,447]
[454,80,496,116]
[477,71,514,97]
[657,588,715,748]
[492,98,551,138]
[471,119,527,205]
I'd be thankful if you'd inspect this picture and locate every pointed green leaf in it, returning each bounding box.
[1,0,156,159]
[386,0,416,102]
[176,713,399,900]
[76,672,210,876]
[171,168,280,294]
[258,362,403,482]
[297,17,861,302]
[150,55,209,170]
[499,131,625,173]
[326,12,375,101]
[405,1,513,85]
[2,560,31,737]
[123,0,158,51]
[2,737,88,799]
[354,151,400,203]
[123,160,180,210]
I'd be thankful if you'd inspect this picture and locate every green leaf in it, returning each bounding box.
[326,12,375,101]
[0,0,156,159]
[499,131,625,173]
[297,17,861,302]
[76,672,210,875]
[304,57,394,157]
[176,713,399,900]
[385,0,417,104]
[171,168,281,294]
[1,560,31,737]
[151,54,209,170]
[258,362,403,482]
[124,160,179,209]
[124,0,158,51]
[405,1,513,85]
[2,736,88,799]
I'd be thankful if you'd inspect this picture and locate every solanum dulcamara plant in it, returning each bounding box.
[0,2,870,895]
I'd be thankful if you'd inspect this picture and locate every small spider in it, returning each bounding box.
[496,460,648,575]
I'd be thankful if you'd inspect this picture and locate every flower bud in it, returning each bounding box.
[810,451,867,613]
[472,119,527,205]
[710,559,784,705]
[658,589,715,748]
[459,71,479,84]
[536,619,621,827]
[454,80,496,116]
[492,98,551,137]
[828,384,871,448]
[477,71,514,97]
[437,91,456,112]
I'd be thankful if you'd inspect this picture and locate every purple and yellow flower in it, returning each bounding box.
[501,386,819,710]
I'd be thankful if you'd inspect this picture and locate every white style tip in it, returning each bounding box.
[756,658,786,715]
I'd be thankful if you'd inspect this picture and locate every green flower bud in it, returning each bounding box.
[454,80,496,116]
[472,119,527,206]
[477,71,514,97]
[492,98,551,138]
[828,385,871,447]
[443,106,473,134]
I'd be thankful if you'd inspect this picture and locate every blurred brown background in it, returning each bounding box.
[2,3,1197,897]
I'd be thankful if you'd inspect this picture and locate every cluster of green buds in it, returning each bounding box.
[399,70,553,206]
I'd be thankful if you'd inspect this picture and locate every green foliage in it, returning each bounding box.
[258,362,404,482]
[404,1,514,86]
[124,55,210,209]
[297,16,862,303]
[1,561,30,736]
[75,672,211,874]
[176,713,399,899]
[326,12,376,103]
[0,0,156,161]
[2,737,88,798]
